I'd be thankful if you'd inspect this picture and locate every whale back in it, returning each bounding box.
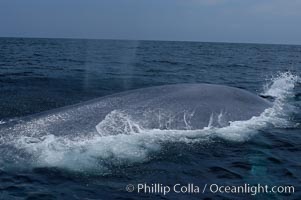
[0,84,271,138]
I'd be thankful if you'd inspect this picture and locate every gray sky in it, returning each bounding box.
[1,0,301,44]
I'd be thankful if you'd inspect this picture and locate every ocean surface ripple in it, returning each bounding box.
[0,38,300,200]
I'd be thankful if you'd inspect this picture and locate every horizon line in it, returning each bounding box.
[0,35,300,46]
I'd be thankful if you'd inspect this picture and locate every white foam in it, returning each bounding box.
[9,72,301,172]
[261,71,300,99]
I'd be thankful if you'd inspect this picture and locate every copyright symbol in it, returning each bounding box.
[126,184,135,192]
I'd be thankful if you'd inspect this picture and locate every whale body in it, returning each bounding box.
[0,84,272,139]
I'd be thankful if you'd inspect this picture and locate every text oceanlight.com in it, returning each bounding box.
[125,183,295,196]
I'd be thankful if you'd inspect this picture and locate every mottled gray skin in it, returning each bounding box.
[0,84,271,138]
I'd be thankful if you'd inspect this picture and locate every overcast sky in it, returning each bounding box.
[1,0,301,44]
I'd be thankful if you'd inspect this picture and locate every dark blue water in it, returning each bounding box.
[0,37,300,199]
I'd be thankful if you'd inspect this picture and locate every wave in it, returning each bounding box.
[261,71,300,100]
[1,72,300,173]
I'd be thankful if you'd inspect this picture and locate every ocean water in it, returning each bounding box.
[0,37,300,199]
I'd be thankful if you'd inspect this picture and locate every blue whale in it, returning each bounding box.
[0,84,271,139]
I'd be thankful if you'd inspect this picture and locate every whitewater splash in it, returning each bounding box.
[1,72,300,172]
